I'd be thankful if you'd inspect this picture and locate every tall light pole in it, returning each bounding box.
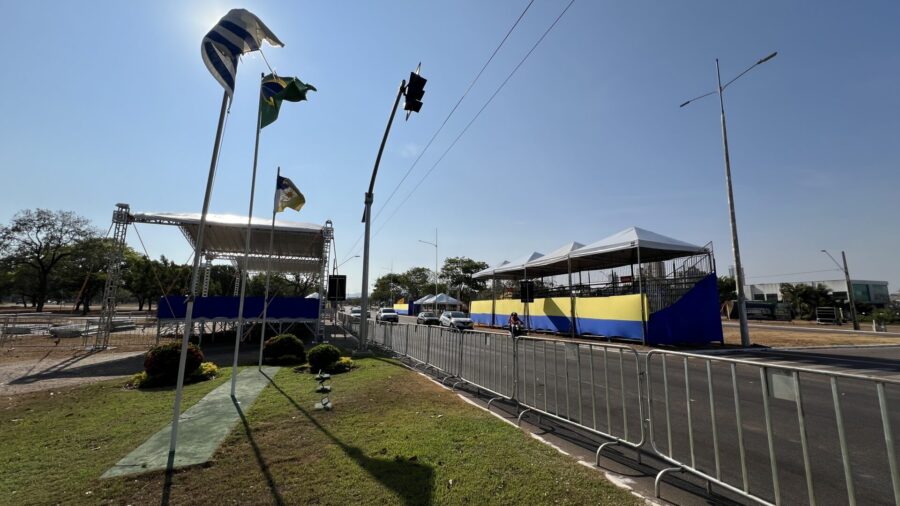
[359,66,427,351]
[822,249,859,330]
[680,51,777,347]
[419,229,438,310]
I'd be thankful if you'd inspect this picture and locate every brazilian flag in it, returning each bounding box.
[260,74,316,128]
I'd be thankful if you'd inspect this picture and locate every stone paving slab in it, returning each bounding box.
[102,366,279,478]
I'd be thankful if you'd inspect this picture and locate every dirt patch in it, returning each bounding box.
[722,324,899,348]
[0,350,146,396]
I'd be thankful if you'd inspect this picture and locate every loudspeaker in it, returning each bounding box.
[327,275,347,301]
[519,281,535,303]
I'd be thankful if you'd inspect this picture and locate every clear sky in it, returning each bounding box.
[2,1,899,294]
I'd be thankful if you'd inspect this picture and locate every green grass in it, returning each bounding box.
[1,358,639,505]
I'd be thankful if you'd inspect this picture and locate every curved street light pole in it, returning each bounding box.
[681,51,777,348]
[822,249,860,330]
[419,230,438,311]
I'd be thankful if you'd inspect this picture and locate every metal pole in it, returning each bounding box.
[359,80,405,351]
[841,251,860,330]
[168,88,230,464]
[259,167,279,369]
[232,76,265,397]
[717,58,751,347]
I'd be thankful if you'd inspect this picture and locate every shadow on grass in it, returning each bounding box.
[263,371,434,505]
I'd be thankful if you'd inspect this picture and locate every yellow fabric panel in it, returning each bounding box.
[529,297,572,317]
[576,294,647,322]
[470,300,494,314]
[492,299,526,316]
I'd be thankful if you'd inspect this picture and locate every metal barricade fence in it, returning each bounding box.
[457,330,515,400]
[646,350,900,506]
[515,336,645,461]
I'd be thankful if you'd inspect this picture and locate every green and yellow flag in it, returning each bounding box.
[260,74,316,129]
[275,175,305,213]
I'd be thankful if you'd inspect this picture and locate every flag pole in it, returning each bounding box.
[232,74,265,397]
[167,88,230,468]
[259,166,279,369]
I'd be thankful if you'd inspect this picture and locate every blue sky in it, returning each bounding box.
[2,0,899,293]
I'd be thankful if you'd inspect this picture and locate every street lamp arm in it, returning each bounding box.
[721,51,777,92]
[680,89,717,108]
[821,249,845,272]
[419,240,437,247]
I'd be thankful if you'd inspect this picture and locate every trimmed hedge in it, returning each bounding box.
[263,334,307,365]
[307,343,341,373]
[143,342,204,385]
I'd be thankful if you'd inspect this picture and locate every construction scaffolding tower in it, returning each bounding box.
[316,220,334,341]
[94,203,131,350]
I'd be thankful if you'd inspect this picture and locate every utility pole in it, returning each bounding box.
[823,249,859,330]
[680,51,777,347]
[419,229,438,311]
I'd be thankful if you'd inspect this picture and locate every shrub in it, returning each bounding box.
[263,334,307,365]
[307,343,341,373]
[143,342,204,385]
[330,356,356,373]
[191,361,219,381]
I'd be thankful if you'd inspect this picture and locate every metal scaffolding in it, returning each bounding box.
[94,203,131,350]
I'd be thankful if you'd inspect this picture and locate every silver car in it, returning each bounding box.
[376,308,399,323]
[440,311,473,330]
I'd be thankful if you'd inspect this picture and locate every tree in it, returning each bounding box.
[717,276,736,304]
[396,267,433,301]
[439,257,489,304]
[52,237,124,314]
[123,253,162,311]
[0,209,95,312]
[370,274,398,306]
[781,283,835,320]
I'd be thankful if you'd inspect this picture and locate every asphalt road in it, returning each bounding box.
[351,312,900,506]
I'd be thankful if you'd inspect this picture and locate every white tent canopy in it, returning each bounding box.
[419,293,462,305]
[413,294,434,304]
[488,252,544,280]
[131,212,326,273]
[472,260,510,279]
[474,227,708,279]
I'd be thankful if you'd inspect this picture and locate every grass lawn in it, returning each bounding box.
[1,357,640,505]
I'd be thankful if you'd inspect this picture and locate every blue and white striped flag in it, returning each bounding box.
[201,9,284,97]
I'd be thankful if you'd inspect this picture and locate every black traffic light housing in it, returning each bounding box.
[404,71,427,117]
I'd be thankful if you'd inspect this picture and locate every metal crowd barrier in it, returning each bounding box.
[336,313,899,506]
[646,349,900,506]
[515,336,645,463]
[336,314,646,464]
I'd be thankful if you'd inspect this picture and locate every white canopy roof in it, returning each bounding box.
[474,227,708,278]
[131,212,326,273]
[413,294,434,304]
[419,293,462,305]
[488,252,544,280]
[472,260,510,279]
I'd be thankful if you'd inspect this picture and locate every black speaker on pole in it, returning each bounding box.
[327,275,347,302]
[519,281,535,303]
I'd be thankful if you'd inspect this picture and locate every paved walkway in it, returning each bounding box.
[102,366,279,478]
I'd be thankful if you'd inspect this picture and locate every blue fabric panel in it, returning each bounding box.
[575,317,644,340]
[527,315,572,333]
[157,296,319,320]
[471,313,492,325]
[647,273,724,345]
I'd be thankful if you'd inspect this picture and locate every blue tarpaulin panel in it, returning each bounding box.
[647,273,723,345]
[157,296,319,321]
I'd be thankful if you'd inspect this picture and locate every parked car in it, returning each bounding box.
[350,306,362,321]
[376,308,399,323]
[416,311,440,325]
[440,311,473,330]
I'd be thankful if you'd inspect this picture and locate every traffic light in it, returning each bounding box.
[404,71,427,116]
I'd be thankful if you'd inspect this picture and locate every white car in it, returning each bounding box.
[376,308,399,323]
[350,307,362,321]
[440,311,473,330]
